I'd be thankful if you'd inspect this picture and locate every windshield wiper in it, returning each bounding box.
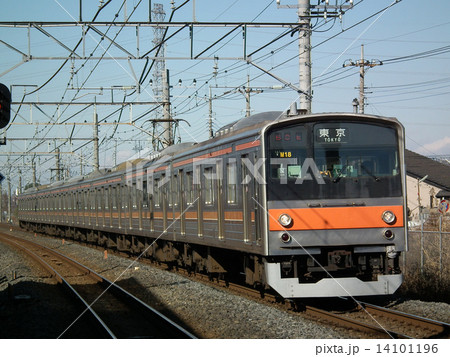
[361,164,380,182]
[332,165,348,183]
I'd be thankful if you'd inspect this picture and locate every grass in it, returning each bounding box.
[399,212,450,303]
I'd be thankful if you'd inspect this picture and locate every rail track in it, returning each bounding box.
[301,300,450,339]
[199,274,450,338]
[4,225,449,339]
[0,230,196,339]
[158,253,450,338]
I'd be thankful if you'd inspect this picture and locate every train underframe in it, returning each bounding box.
[19,221,403,298]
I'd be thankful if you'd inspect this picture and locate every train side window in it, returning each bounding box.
[83,191,87,210]
[112,186,117,210]
[90,189,96,210]
[227,161,237,204]
[122,185,128,209]
[154,178,160,207]
[98,188,103,210]
[142,180,148,208]
[170,174,178,208]
[104,188,109,210]
[77,191,81,210]
[131,183,137,209]
[186,172,193,205]
[204,167,214,205]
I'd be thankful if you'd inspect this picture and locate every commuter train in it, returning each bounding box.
[17,111,407,298]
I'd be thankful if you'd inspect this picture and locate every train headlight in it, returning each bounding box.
[382,210,396,224]
[278,213,292,227]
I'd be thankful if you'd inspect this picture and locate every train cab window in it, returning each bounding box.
[227,161,237,204]
[204,168,214,205]
[266,121,402,200]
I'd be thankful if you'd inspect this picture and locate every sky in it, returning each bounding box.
[1,0,450,188]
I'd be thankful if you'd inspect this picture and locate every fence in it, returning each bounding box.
[404,229,450,279]
[401,213,450,301]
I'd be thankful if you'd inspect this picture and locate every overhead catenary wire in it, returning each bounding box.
[6,0,449,185]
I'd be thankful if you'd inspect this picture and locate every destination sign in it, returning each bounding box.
[315,127,348,144]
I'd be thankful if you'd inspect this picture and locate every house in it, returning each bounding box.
[405,149,450,223]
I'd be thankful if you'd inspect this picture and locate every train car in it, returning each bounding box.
[17,111,407,298]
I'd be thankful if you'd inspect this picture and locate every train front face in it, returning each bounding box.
[262,114,407,298]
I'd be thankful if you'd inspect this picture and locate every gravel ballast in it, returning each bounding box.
[2,225,450,338]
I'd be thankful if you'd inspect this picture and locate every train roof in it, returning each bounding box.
[19,111,402,197]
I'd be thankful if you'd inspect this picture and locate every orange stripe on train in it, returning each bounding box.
[268,205,404,231]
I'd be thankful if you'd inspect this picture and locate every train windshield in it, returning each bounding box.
[266,121,402,200]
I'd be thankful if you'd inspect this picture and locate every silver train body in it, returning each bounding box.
[18,112,407,298]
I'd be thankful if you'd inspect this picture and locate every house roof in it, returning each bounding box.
[405,149,450,191]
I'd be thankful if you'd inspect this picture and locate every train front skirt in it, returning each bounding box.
[265,262,403,298]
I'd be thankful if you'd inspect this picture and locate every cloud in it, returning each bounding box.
[417,136,450,155]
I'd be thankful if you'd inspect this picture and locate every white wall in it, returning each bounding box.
[406,175,440,222]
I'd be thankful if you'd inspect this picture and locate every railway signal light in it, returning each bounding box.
[0,83,11,129]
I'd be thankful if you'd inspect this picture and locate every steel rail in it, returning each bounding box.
[0,232,196,339]
[356,301,450,338]
[0,233,116,338]
[303,304,412,339]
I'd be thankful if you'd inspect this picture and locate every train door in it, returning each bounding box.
[83,190,89,226]
[179,170,186,236]
[241,154,256,244]
[95,188,100,227]
[148,175,155,233]
[170,172,179,239]
[117,185,122,229]
[138,178,144,231]
[196,164,203,237]
[126,184,132,229]
[75,191,80,225]
[216,160,224,240]
[162,174,168,233]
[103,187,108,228]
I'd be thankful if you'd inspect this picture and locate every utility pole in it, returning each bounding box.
[277,0,354,114]
[18,169,22,194]
[32,156,37,188]
[54,147,61,181]
[343,44,382,113]
[239,75,263,117]
[298,0,311,114]
[80,151,84,176]
[162,68,172,147]
[208,87,214,138]
[151,2,168,151]
[93,106,99,171]
[0,182,2,222]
